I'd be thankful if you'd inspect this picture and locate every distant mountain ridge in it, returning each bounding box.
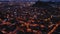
[32,1,60,8]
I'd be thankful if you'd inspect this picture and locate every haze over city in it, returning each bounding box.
[0,0,60,2]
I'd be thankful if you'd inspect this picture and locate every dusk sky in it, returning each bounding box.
[0,0,60,2]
